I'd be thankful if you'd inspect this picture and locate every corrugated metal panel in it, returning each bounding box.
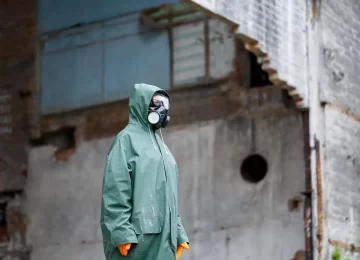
[41,45,103,114]
[39,0,178,33]
[41,12,170,115]
[208,19,235,79]
[103,30,169,103]
[172,18,235,87]
[173,20,206,86]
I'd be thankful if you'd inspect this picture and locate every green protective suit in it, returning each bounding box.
[100,83,189,260]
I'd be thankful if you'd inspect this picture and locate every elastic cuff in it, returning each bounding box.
[177,236,189,245]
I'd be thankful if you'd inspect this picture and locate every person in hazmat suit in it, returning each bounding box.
[100,83,189,260]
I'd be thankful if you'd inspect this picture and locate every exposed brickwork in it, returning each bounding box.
[0,0,37,192]
[0,0,36,259]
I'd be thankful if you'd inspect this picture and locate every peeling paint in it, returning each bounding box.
[287,196,302,213]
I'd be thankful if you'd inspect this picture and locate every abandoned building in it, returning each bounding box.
[0,0,359,259]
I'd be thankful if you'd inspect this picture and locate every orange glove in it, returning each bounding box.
[118,243,132,256]
[176,242,189,260]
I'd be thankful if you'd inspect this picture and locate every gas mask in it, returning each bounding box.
[147,95,170,130]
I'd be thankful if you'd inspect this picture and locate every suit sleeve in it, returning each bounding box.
[177,215,189,244]
[102,137,138,246]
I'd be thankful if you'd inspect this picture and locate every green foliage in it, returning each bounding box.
[332,247,341,260]
[332,247,351,260]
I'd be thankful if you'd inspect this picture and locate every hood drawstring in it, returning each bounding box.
[159,129,169,155]
[148,125,157,150]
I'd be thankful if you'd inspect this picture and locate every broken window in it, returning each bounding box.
[0,202,8,242]
[248,51,272,88]
[30,126,76,162]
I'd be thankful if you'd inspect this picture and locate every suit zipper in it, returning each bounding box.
[152,131,168,182]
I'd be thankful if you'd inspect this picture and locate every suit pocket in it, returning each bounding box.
[131,217,163,234]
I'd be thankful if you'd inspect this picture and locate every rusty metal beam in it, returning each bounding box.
[302,111,314,260]
[141,4,204,29]
[140,13,167,29]
[151,8,198,22]
[315,138,324,257]
[171,16,205,27]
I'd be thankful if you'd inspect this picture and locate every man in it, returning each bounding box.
[100,83,189,260]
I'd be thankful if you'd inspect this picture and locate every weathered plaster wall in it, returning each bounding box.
[323,105,360,260]
[320,0,360,116]
[27,112,306,260]
[182,1,360,259]
[319,1,360,259]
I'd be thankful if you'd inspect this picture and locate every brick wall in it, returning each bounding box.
[319,0,360,258]
[0,0,37,259]
[0,0,37,191]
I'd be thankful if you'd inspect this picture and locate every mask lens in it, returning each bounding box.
[152,95,170,110]
[151,99,162,107]
[148,111,160,124]
[162,97,170,110]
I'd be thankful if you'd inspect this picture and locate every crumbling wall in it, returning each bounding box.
[27,88,306,260]
[172,114,306,260]
[185,0,308,107]
[0,195,29,260]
